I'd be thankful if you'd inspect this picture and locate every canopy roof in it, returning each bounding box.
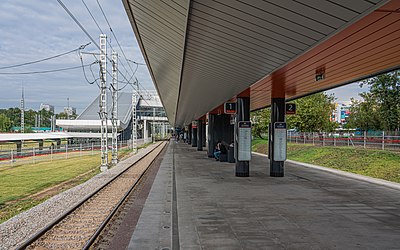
[124,0,399,126]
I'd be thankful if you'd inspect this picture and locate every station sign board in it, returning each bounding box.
[273,122,287,161]
[238,121,251,161]
[192,121,197,129]
[224,102,236,114]
[286,103,296,115]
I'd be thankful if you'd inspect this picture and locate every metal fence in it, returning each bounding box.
[0,140,134,167]
[287,131,400,151]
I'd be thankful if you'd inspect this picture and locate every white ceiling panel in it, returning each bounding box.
[124,0,389,126]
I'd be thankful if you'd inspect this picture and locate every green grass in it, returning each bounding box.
[252,139,400,183]
[0,144,149,223]
[0,155,101,204]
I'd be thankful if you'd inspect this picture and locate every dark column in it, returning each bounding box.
[208,114,234,158]
[202,121,206,147]
[197,119,203,151]
[235,96,250,177]
[187,124,192,145]
[207,114,215,157]
[16,142,22,156]
[38,140,44,151]
[270,98,285,177]
[191,122,197,147]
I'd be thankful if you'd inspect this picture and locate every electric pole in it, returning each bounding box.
[132,91,137,152]
[20,87,24,133]
[111,51,118,164]
[99,34,108,171]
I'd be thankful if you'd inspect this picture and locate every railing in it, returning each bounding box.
[0,140,137,167]
[287,131,400,151]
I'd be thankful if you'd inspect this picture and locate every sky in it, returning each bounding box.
[0,0,367,114]
[0,0,154,113]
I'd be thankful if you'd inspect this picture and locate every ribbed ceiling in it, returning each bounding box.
[124,0,389,126]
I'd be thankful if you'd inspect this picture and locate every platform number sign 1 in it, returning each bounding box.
[224,102,236,114]
[286,103,296,115]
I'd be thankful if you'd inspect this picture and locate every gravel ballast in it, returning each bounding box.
[0,143,161,250]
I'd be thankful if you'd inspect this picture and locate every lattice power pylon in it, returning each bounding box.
[111,51,118,164]
[20,87,24,133]
[99,34,108,171]
[132,93,137,153]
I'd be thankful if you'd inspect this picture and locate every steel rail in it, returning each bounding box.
[16,141,166,250]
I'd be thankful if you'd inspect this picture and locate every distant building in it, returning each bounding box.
[333,103,351,124]
[40,103,54,113]
[56,91,171,143]
[64,106,77,116]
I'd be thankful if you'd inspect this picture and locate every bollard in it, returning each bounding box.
[51,146,53,161]
[382,131,385,150]
[92,142,94,155]
[66,144,68,159]
[80,143,82,157]
[33,147,35,164]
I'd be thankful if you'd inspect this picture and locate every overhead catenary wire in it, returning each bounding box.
[82,0,137,86]
[0,62,96,75]
[58,0,152,106]
[96,0,152,98]
[0,43,91,70]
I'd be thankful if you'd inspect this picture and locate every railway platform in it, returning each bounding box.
[129,140,400,249]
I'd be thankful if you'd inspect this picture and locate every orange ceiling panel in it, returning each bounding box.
[250,0,400,111]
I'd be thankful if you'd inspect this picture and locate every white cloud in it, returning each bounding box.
[0,0,154,114]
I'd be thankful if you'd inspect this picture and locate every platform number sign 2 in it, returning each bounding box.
[286,103,296,115]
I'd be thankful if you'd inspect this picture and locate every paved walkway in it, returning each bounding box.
[129,141,400,249]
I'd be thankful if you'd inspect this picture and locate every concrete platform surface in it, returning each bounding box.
[129,141,400,250]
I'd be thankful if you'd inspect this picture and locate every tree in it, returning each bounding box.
[0,114,12,132]
[286,93,337,132]
[251,108,270,139]
[56,112,77,120]
[347,93,382,131]
[361,71,400,131]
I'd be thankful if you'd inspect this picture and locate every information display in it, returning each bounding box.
[273,122,287,161]
[192,121,197,129]
[238,121,251,161]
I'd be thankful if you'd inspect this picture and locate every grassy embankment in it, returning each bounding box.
[0,146,137,223]
[252,138,400,183]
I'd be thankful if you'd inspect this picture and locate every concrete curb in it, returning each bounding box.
[252,151,400,191]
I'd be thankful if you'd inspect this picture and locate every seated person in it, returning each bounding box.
[214,141,227,161]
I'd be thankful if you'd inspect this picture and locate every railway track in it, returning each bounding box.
[17,141,167,250]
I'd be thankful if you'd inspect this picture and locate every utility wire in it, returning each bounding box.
[0,62,96,75]
[58,0,152,105]
[0,43,90,70]
[96,0,152,98]
[83,0,136,84]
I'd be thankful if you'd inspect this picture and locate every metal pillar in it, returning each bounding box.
[132,93,137,152]
[197,119,203,151]
[270,98,285,177]
[20,87,24,133]
[235,97,250,177]
[38,140,43,151]
[111,51,118,164]
[99,34,108,171]
[143,119,148,143]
